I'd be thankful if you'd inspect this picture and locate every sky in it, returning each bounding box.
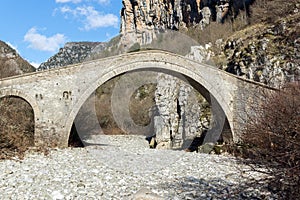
[0,0,122,67]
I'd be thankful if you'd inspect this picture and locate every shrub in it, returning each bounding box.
[240,82,300,199]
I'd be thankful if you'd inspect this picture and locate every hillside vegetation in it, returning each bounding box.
[191,1,299,197]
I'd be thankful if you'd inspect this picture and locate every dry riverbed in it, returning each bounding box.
[0,135,276,199]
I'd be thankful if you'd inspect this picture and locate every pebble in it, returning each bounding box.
[0,135,277,199]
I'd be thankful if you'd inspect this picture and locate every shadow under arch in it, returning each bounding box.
[184,76,233,143]
[0,94,36,148]
[0,89,41,146]
[64,59,235,146]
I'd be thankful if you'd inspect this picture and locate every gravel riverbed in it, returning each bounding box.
[0,135,277,199]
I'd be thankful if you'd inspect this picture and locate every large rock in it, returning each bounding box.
[154,73,209,149]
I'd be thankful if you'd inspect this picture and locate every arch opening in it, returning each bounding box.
[184,75,233,145]
[68,67,233,150]
[68,75,126,147]
[0,96,35,158]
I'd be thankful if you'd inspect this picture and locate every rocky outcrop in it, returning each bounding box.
[120,0,230,46]
[120,0,235,33]
[186,44,213,63]
[119,0,257,46]
[216,13,300,88]
[0,41,35,78]
[38,42,106,70]
[154,73,210,149]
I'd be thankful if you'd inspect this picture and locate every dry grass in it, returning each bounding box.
[251,0,299,24]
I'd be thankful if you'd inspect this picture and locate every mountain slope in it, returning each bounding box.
[0,40,35,78]
[214,12,300,88]
[38,42,106,70]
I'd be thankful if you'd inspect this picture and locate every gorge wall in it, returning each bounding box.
[119,0,256,46]
[120,0,211,45]
[217,12,300,88]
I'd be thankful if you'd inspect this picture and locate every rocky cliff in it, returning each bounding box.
[154,73,210,149]
[118,0,300,148]
[119,0,256,46]
[218,13,300,88]
[0,41,35,78]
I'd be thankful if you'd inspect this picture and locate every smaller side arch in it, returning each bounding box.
[0,89,41,120]
[0,89,41,146]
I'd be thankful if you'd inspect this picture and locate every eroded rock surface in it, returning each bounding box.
[154,73,210,149]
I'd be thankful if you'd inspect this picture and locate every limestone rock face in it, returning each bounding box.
[118,1,218,149]
[154,73,209,149]
[186,45,213,63]
[120,0,223,46]
[121,0,181,35]
[120,0,233,33]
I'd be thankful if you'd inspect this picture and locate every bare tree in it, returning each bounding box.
[240,82,300,198]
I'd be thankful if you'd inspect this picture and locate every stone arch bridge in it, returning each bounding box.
[0,50,273,147]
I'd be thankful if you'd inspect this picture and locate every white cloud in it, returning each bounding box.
[97,0,110,4]
[24,27,66,52]
[55,0,110,5]
[55,0,82,3]
[59,6,75,15]
[59,6,118,30]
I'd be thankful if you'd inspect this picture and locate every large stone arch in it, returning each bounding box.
[64,59,235,146]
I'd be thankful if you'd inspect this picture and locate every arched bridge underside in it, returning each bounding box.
[0,50,271,147]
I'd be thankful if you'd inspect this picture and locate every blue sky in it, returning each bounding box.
[0,0,122,67]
